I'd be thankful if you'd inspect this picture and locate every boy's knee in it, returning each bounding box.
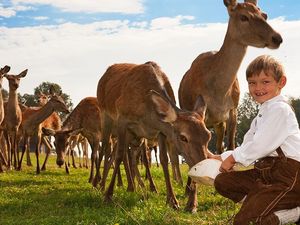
[213,173,225,193]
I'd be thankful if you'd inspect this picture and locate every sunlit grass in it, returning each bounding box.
[0,154,238,225]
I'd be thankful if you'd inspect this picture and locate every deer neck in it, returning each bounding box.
[28,102,55,126]
[213,33,247,94]
[7,89,19,111]
[0,83,4,122]
[62,111,78,131]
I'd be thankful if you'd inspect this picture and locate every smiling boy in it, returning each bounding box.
[210,55,300,224]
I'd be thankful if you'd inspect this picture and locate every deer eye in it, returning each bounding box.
[240,15,249,22]
[179,134,188,143]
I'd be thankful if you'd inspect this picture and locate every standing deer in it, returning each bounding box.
[42,97,102,184]
[97,61,211,210]
[178,0,282,212]
[4,69,28,169]
[18,91,70,174]
[179,0,282,154]
[0,65,10,170]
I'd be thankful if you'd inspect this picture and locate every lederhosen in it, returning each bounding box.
[214,147,300,225]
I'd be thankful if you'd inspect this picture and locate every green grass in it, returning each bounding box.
[0,155,238,225]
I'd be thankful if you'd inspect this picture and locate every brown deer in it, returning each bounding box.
[3,69,28,169]
[179,0,282,154]
[97,61,211,210]
[42,97,102,184]
[18,91,70,174]
[0,65,10,171]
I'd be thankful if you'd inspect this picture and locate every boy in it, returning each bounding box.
[209,55,300,225]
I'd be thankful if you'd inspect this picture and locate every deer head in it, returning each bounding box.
[4,69,28,90]
[224,0,282,49]
[42,127,82,166]
[150,91,211,167]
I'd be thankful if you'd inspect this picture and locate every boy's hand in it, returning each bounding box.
[220,154,236,172]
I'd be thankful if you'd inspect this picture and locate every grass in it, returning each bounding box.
[0,154,239,225]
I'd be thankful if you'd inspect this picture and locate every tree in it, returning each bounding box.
[21,82,73,120]
[289,97,300,127]
[236,93,259,146]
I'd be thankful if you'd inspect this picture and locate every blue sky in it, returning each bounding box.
[2,0,300,27]
[1,0,300,105]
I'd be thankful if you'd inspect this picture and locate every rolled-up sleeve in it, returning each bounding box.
[232,103,290,166]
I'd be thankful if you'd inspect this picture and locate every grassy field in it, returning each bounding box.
[0,155,239,225]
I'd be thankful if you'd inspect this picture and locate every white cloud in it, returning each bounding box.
[33,16,48,20]
[12,0,144,14]
[1,17,300,107]
[0,6,16,18]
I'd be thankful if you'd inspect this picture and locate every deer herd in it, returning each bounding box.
[0,0,282,213]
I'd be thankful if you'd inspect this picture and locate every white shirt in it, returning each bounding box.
[222,95,300,166]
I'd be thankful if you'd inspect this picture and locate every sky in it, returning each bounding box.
[1,0,300,107]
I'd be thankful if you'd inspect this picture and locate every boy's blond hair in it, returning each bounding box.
[246,55,285,82]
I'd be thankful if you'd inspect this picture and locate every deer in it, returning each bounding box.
[179,0,282,154]
[18,90,70,174]
[178,0,282,212]
[0,65,10,171]
[3,69,28,169]
[42,97,102,185]
[97,61,211,210]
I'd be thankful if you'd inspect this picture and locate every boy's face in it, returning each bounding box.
[247,70,286,104]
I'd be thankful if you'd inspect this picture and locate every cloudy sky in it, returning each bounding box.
[1,0,300,106]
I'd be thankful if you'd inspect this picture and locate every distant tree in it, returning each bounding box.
[289,97,300,127]
[20,82,73,120]
[236,93,259,146]
[1,89,8,101]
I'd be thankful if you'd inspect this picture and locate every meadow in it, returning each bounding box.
[0,155,239,225]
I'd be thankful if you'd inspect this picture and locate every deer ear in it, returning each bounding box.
[18,69,28,78]
[224,0,237,7]
[193,95,207,118]
[2,65,10,73]
[149,90,177,123]
[42,127,56,136]
[244,0,257,6]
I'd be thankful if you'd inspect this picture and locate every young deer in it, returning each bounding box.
[97,61,211,210]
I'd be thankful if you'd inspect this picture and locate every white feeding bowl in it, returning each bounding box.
[188,158,221,186]
[188,158,254,186]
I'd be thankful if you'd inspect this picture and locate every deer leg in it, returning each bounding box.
[41,136,53,171]
[158,134,179,210]
[0,150,7,167]
[92,142,102,187]
[35,136,41,174]
[226,108,237,150]
[12,132,19,169]
[130,146,144,189]
[123,148,135,192]
[5,132,12,170]
[104,124,128,202]
[71,150,77,169]
[185,180,198,213]
[169,145,183,186]
[142,143,157,193]
[25,137,32,166]
[214,122,226,154]
[88,142,96,184]
[18,136,28,171]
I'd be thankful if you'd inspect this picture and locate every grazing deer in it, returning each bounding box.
[42,97,102,184]
[0,65,10,171]
[179,0,282,154]
[97,61,210,210]
[18,91,70,174]
[3,69,28,169]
